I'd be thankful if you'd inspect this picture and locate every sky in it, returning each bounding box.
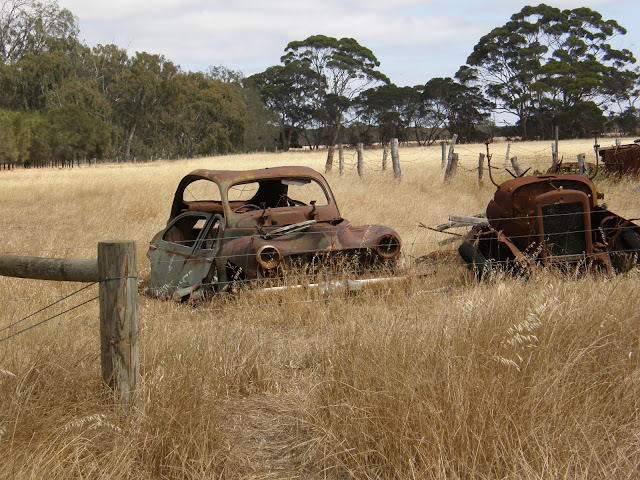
[57,0,640,88]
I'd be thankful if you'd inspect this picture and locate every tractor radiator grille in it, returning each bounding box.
[541,203,586,256]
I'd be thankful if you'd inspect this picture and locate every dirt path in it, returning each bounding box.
[217,390,317,479]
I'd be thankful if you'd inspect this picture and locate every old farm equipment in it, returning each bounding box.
[597,140,640,176]
[147,166,403,300]
[456,145,640,278]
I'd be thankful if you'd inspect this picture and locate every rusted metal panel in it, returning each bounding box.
[598,143,640,176]
[148,167,402,300]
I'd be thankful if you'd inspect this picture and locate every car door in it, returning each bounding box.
[148,212,223,298]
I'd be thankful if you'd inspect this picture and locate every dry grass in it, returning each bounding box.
[1,138,639,479]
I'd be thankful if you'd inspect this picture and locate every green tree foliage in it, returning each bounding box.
[241,77,279,152]
[465,3,636,139]
[353,84,418,144]
[109,51,178,160]
[0,109,29,167]
[45,105,112,163]
[251,63,316,150]
[205,66,276,153]
[0,1,250,164]
[281,35,389,154]
[0,0,78,64]
[165,72,247,157]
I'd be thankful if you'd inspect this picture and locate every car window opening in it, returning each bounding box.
[231,178,328,211]
[163,215,208,248]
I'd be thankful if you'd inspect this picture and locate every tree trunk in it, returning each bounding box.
[285,127,294,152]
[414,125,422,146]
[325,120,342,171]
[325,145,335,173]
[125,124,137,161]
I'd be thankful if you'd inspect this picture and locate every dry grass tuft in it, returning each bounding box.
[1,139,639,478]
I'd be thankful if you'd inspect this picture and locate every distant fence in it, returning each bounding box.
[0,241,138,413]
[328,132,597,185]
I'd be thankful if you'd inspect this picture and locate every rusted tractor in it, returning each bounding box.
[459,173,640,278]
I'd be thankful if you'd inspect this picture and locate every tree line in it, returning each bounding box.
[1,0,638,168]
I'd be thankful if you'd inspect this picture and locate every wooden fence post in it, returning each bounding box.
[552,126,559,167]
[98,241,138,413]
[441,142,446,169]
[357,143,364,178]
[510,156,524,176]
[338,143,344,176]
[577,153,586,175]
[447,135,458,171]
[444,153,458,182]
[325,146,335,173]
[504,142,511,169]
[478,152,485,186]
[382,144,389,171]
[390,138,401,180]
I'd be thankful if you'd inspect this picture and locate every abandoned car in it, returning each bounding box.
[147,166,402,300]
[457,173,640,277]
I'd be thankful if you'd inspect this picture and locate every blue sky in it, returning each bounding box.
[58,0,640,87]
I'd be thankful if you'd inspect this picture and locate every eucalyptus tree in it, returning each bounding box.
[109,52,179,160]
[281,35,388,167]
[251,62,315,151]
[0,109,29,167]
[0,0,78,64]
[464,4,635,139]
[354,84,418,144]
[164,72,247,157]
[419,74,491,143]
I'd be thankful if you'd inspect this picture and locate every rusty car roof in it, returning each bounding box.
[182,166,328,185]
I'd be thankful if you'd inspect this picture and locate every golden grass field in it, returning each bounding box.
[1,138,639,479]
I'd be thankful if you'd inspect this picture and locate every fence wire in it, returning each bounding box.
[0,276,136,344]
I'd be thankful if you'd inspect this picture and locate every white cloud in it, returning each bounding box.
[57,0,639,86]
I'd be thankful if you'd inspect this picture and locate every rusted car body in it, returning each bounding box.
[458,174,640,277]
[147,166,402,300]
[598,142,640,176]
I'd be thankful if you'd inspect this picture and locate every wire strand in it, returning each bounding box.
[0,296,98,344]
[0,282,98,333]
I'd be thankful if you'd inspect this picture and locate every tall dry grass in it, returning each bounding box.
[0,138,639,479]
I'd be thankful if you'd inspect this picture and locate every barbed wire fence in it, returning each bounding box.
[3,209,639,321]
[328,136,611,184]
[0,241,138,413]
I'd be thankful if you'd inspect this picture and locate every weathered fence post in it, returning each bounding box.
[444,153,458,182]
[447,135,458,171]
[0,242,139,413]
[504,142,511,169]
[552,126,559,168]
[98,241,139,413]
[510,156,524,176]
[441,142,447,169]
[478,152,485,186]
[338,143,344,176]
[577,153,586,175]
[325,146,335,173]
[382,144,389,171]
[390,138,401,180]
[356,143,364,178]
